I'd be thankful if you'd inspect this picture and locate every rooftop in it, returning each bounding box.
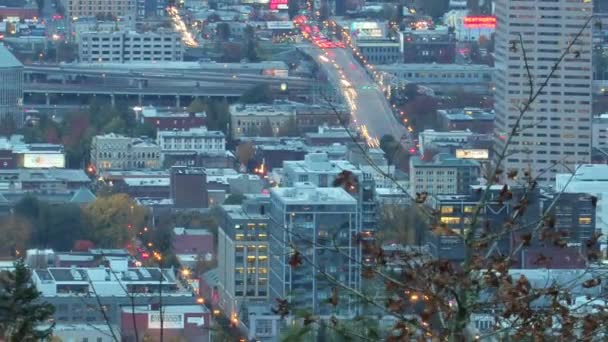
[140,106,206,118]
[437,108,495,121]
[123,177,170,187]
[157,127,225,138]
[0,45,23,68]
[271,182,357,204]
[0,169,90,183]
[377,63,492,72]
[173,227,213,236]
[283,152,360,174]
[410,153,480,168]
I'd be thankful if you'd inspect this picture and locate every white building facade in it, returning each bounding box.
[493,0,593,183]
[157,127,226,154]
[78,29,183,63]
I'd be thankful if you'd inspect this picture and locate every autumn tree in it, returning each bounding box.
[0,260,55,341]
[83,193,147,247]
[236,141,256,172]
[0,216,31,257]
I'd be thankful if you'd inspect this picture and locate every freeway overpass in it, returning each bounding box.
[23,63,314,106]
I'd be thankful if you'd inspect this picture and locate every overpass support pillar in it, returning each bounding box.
[175,95,180,108]
[110,94,115,107]
[138,94,142,106]
[45,93,50,105]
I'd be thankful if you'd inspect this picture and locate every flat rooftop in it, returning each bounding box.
[0,169,89,183]
[271,182,357,204]
[378,63,492,72]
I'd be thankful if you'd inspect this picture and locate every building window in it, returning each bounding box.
[440,206,453,214]
[440,217,461,225]
[579,217,592,225]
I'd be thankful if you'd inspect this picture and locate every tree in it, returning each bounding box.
[379,134,400,164]
[242,25,259,62]
[187,97,206,113]
[224,193,247,205]
[0,260,55,341]
[102,116,127,134]
[84,194,148,247]
[205,98,230,133]
[239,84,274,104]
[236,141,256,172]
[0,216,31,257]
[259,118,274,137]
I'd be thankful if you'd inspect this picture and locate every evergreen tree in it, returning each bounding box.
[0,260,55,341]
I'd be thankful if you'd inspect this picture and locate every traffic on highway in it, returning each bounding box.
[293,14,412,151]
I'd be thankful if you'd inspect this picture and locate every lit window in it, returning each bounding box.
[236,234,244,241]
[579,217,592,225]
[441,207,453,214]
[464,206,474,213]
[440,217,461,225]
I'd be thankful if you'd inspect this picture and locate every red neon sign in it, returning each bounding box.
[463,16,496,29]
[269,0,288,10]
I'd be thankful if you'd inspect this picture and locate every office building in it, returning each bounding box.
[409,153,480,195]
[399,27,456,64]
[269,183,360,316]
[437,108,495,133]
[493,0,593,183]
[78,29,183,63]
[592,114,608,149]
[217,196,270,321]
[157,127,226,155]
[170,166,208,209]
[90,133,161,171]
[377,63,493,95]
[137,106,206,131]
[282,153,377,231]
[64,0,136,20]
[0,45,23,127]
[356,38,402,65]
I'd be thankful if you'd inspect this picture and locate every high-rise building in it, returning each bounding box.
[217,196,270,320]
[64,0,136,20]
[494,0,594,183]
[0,45,23,127]
[268,183,360,316]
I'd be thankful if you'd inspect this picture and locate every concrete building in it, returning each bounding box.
[137,106,206,131]
[121,305,211,342]
[409,153,480,195]
[418,129,474,156]
[355,38,402,65]
[378,63,493,95]
[269,183,360,316]
[556,164,608,246]
[157,127,226,156]
[31,262,199,328]
[78,29,183,63]
[399,28,456,64]
[63,0,136,21]
[494,0,594,183]
[217,196,270,322]
[592,114,608,149]
[230,103,294,138]
[281,153,377,232]
[90,133,161,171]
[170,166,208,209]
[443,10,496,42]
[0,44,23,127]
[437,108,495,133]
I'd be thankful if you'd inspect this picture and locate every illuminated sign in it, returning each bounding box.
[463,16,496,29]
[455,149,489,160]
[269,0,288,10]
[350,22,384,38]
[148,312,184,329]
[23,153,65,168]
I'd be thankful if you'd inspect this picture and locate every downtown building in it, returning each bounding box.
[268,183,361,317]
[63,0,136,20]
[493,0,594,183]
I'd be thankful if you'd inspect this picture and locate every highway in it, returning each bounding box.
[294,15,409,148]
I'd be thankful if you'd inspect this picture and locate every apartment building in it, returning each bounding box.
[217,196,270,321]
[90,133,161,171]
[157,127,226,155]
[64,0,136,20]
[409,153,480,196]
[493,0,593,183]
[268,183,360,316]
[78,29,183,63]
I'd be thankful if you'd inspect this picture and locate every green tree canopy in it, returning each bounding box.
[84,194,147,248]
[0,260,55,341]
[224,193,247,205]
[187,97,206,113]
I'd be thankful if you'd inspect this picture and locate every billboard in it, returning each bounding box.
[350,21,384,38]
[455,149,489,160]
[148,312,184,329]
[463,16,496,29]
[23,153,65,168]
[269,0,288,10]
